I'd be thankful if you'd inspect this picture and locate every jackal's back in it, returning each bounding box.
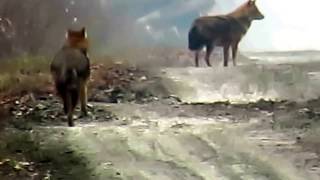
[51,47,90,83]
[189,16,233,50]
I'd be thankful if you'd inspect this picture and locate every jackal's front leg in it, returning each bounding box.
[223,45,230,67]
[205,44,214,67]
[195,51,200,67]
[80,81,88,116]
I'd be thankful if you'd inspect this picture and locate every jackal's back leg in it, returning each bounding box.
[231,42,239,66]
[80,80,88,116]
[205,43,214,67]
[65,93,75,127]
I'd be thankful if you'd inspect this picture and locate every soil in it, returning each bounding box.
[1,62,320,180]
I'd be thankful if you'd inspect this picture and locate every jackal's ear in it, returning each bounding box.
[66,29,72,38]
[67,29,76,36]
[248,0,256,5]
[80,27,87,38]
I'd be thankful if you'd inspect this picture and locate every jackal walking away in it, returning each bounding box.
[188,0,264,67]
[50,27,90,127]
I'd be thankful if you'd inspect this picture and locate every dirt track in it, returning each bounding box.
[1,59,320,180]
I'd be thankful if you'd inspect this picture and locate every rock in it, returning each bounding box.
[104,88,114,93]
[299,108,311,114]
[19,106,27,112]
[64,150,74,154]
[139,76,147,81]
[35,103,46,110]
[87,104,94,108]
[167,95,182,103]
[16,111,23,116]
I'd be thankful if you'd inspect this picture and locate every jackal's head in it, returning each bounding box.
[244,0,264,20]
[65,27,89,54]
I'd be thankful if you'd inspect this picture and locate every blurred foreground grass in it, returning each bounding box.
[0,56,51,97]
[0,55,122,98]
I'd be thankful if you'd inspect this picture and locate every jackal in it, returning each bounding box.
[50,27,90,127]
[188,0,264,67]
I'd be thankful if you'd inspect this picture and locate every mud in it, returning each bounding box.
[1,61,320,180]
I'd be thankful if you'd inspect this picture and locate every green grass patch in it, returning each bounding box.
[0,128,97,180]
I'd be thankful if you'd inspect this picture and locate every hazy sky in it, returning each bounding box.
[108,0,319,51]
[239,0,320,51]
[212,0,320,51]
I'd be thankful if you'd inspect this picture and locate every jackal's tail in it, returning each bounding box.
[188,26,205,51]
[56,68,80,116]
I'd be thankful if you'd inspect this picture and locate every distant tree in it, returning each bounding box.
[0,0,168,58]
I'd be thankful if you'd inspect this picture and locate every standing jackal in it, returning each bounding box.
[50,27,90,127]
[188,0,264,67]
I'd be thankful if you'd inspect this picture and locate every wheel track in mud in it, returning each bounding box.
[23,111,311,180]
[2,100,318,180]
[2,64,320,180]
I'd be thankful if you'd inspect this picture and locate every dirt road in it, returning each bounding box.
[1,59,320,180]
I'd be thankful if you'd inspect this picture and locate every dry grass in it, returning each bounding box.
[0,54,129,105]
[0,53,135,124]
[0,56,52,123]
[0,56,52,98]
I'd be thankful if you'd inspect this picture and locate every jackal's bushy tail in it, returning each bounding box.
[188,26,205,51]
[56,68,80,115]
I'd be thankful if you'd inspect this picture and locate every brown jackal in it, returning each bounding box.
[188,0,264,67]
[50,27,90,127]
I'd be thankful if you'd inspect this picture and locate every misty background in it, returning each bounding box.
[0,0,318,59]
